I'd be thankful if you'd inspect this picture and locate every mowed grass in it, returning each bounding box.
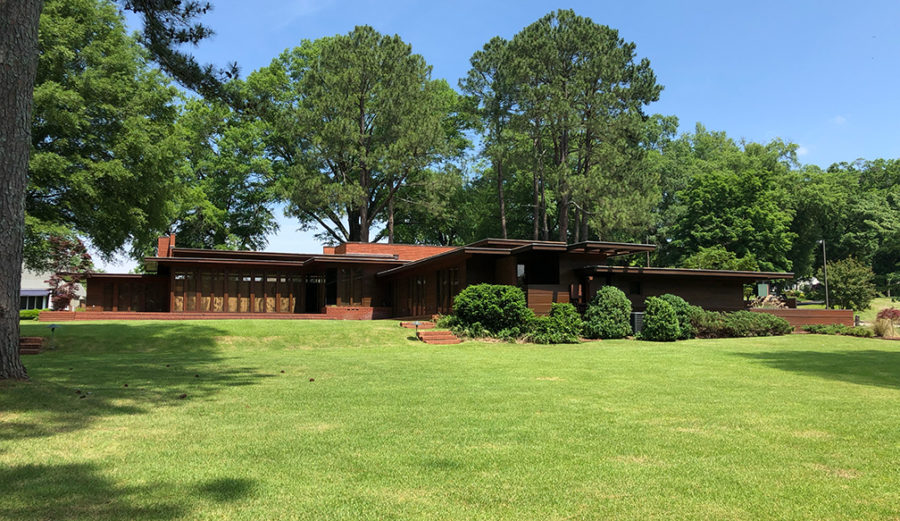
[2,320,899,520]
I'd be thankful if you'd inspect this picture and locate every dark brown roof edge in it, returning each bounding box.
[581,265,794,279]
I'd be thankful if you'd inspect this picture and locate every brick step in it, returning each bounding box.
[418,331,456,338]
[400,321,435,329]
[417,330,462,344]
[19,348,42,355]
[19,337,45,354]
[421,338,462,345]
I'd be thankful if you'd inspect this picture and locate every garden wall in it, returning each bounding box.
[750,309,854,329]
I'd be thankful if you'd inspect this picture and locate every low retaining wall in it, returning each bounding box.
[750,308,854,329]
[38,306,393,322]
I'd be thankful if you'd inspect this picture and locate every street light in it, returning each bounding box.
[818,239,829,309]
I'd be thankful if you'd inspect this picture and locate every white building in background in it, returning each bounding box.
[19,269,82,311]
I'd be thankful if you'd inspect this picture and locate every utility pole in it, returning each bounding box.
[820,239,829,309]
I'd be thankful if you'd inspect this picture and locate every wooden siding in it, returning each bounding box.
[750,309,854,328]
[527,285,570,315]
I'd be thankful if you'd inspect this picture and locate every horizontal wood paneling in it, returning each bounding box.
[750,309,854,328]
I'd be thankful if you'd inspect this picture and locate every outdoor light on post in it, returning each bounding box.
[822,239,829,309]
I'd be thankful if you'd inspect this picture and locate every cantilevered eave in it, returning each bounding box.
[579,265,794,281]
[566,241,657,256]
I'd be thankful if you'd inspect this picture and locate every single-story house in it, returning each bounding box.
[20,269,82,311]
[77,235,793,319]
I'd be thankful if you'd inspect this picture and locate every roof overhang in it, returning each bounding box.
[579,265,794,281]
[566,241,656,256]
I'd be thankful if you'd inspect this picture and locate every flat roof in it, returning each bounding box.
[580,265,794,281]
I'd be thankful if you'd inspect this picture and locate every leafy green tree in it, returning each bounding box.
[682,245,760,271]
[1,0,223,380]
[171,98,277,251]
[463,10,663,242]
[27,0,183,261]
[662,129,797,272]
[817,257,877,312]
[247,27,459,243]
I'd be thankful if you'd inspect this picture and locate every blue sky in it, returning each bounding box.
[103,0,900,270]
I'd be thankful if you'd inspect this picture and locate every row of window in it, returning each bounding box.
[20,295,48,310]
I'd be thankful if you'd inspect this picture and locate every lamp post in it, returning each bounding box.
[822,240,829,309]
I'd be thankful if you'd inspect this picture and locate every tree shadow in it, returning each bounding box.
[1,322,274,444]
[0,463,184,520]
[197,477,255,503]
[737,350,900,390]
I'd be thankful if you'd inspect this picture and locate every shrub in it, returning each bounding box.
[689,309,727,339]
[657,294,699,339]
[875,307,900,338]
[814,257,876,311]
[803,324,875,338]
[19,309,43,321]
[527,303,582,344]
[434,314,458,329]
[453,284,533,335]
[689,309,791,338]
[583,286,632,339]
[639,297,681,341]
[722,311,792,337]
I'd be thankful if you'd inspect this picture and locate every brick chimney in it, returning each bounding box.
[157,235,175,257]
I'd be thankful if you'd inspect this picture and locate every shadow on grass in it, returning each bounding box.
[737,350,900,389]
[1,322,274,444]
[0,463,184,520]
[197,477,255,502]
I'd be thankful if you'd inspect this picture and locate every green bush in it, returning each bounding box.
[723,311,792,337]
[689,309,792,338]
[689,309,726,339]
[657,294,699,339]
[527,303,582,344]
[803,324,874,338]
[639,297,681,341]
[19,309,44,321]
[453,284,533,335]
[583,286,632,339]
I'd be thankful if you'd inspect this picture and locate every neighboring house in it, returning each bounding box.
[74,235,793,319]
[20,268,82,311]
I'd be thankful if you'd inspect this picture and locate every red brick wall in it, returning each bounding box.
[333,242,455,261]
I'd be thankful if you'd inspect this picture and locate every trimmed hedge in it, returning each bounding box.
[689,309,792,338]
[583,286,632,339]
[19,309,44,321]
[639,297,681,341]
[803,323,874,338]
[528,303,583,344]
[453,284,533,335]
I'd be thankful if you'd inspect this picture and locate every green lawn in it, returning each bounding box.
[858,297,898,323]
[2,320,899,520]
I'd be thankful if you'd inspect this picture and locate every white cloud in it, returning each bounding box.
[796,145,809,156]
[831,115,847,125]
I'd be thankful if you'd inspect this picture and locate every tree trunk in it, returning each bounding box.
[347,207,361,242]
[580,208,589,241]
[573,206,580,243]
[532,170,539,241]
[558,190,569,243]
[0,0,42,380]
[387,196,394,244]
[496,158,507,239]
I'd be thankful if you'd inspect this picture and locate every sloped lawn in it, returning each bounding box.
[2,320,898,520]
